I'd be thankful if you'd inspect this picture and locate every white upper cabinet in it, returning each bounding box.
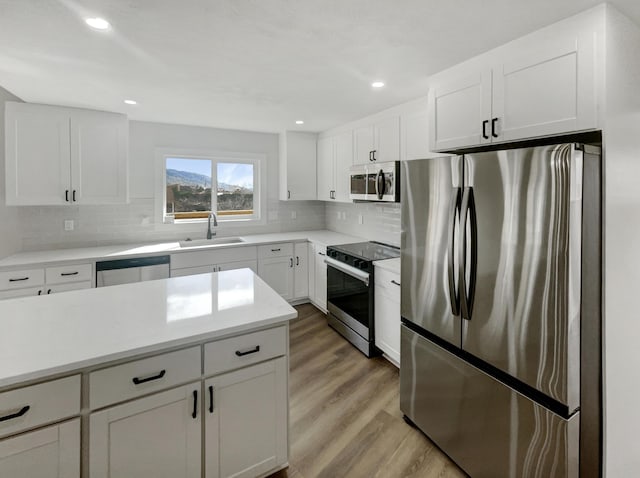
[429,23,599,151]
[279,131,317,201]
[400,100,431,161]
[353,115,400,165]
[316,131,352,202]
[5,102,128,206]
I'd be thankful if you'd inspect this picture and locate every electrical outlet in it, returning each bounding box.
[336,211,341,219]
[291,210,297,220]
[64,220,74,231]
[358,214,364,225]
[341,211,347,220]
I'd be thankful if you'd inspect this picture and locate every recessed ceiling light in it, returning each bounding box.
[85,17,110,30]
[371,81,385,88]
[295,120,304,125]
[124,99,137,105]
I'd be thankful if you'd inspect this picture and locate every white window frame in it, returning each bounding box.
[154,148,267,230]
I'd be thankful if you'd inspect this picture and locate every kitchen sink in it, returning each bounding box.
[179,237,246,248]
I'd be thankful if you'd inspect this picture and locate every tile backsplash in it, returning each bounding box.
[325,202,400,247]
[17,199,326,251]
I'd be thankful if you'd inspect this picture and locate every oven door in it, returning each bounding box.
[325,257,372,340]
[349,166,368,201]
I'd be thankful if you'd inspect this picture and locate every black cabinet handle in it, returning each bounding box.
[61,271,79,277]
[271,248,281,252]
[0,405,30,423]
[296,256,299,266]
[289,258,293,268]
[38,290,42,295]
[391,280,401,286]
[372,150,377,161]
[235,345,260,357]
[208,385,214,413]
[369,151,372,161]
[132,369,166,385]
[192,390,198,419]
[318,252,326,256]
[9,277,29,282]
[482,120,489,139]
[491,118,499,138]
[65,190,70,202]
[46,289,52,294]
[72,190,76,202]
[287,190,291,199]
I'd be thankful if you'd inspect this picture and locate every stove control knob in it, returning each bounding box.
[353,259,362,268]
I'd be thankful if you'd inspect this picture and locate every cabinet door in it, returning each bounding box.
[401,106,431,161]
[216,259,257,274]
[313,245,327,311]
[333,130,353,202]
[280,132,317,201]
[89,383,201,478]
[46,281,92,295]
[204,358,287,478]
[5,102,71,205]
[293,242,309,299]
[316,136,334,201]
[0,418,80,478]
[353,126,374,165]
[70,110,128,205]
[0,286,43,300]
[171,265,215,278]
[492,34,596,142]
[373,115,400,162]
[258,257,294,300]
[374,282,401,366]
[429,71,492,151]
[308,243,317,303]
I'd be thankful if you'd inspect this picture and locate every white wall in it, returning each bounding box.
[602,7,640,476]
[0,87,22,258]
[1,118,325,253]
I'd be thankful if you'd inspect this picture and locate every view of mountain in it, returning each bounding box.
[167,169,253,192]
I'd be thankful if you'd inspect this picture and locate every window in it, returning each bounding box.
[157,150,263,225]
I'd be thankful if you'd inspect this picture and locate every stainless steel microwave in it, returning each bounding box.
[349,161,400,202]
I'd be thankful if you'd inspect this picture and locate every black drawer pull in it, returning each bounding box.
[271,248,281,252]
[60,271,79,276]
[0,405,30,423]
[72,190,77,202]
[208,385,214,413]
[9,277,29,282]
[391,280,401,286]
[132,369,166,385]
[235,345,260,357]
[192,390,198,419]
[47,289,52,294]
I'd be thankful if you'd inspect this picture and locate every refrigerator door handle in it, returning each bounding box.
[459,186,477,321]
[447,188,462,316]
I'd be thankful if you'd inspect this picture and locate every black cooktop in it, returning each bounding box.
[328,241,400,262]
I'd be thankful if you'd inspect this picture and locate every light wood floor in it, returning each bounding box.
[269,304,466,478]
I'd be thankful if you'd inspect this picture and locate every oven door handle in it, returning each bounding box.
[324,257,370,286]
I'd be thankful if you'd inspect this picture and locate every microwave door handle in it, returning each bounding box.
[376,169,385,199]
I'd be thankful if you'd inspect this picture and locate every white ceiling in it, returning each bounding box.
[1,0,639,133]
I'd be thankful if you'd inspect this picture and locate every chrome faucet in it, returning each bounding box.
[206,213,218,239]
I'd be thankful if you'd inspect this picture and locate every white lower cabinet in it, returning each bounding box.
[89,383,201,478]
[258,256,294,300]
[312,244,327,312]
[0,418,80,478]
[293,242,309,300]
[374,266,401,366]
[204,358,287,478]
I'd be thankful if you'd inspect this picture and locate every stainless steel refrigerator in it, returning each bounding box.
[400,143,602,478]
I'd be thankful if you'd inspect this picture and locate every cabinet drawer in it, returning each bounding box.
[0,269,45,291]
[0,375,80,439]
[204,326,287,376]
[45,263,92,285]
[258,243,293,259]
[171,246,257,270]
[89,347,201,410]
[375,267,401,301]
[0,286,43,300]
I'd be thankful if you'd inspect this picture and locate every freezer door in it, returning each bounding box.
[400,325,579,478]
[400,156,462,346]
[461,144,582,411]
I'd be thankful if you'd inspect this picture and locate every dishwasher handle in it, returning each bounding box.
[96,255,170,271]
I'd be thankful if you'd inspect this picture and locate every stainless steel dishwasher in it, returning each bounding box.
[96,256,170,287]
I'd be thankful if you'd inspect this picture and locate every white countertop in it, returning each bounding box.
[0,269,297,389]
[374,257,400,275]
[0,230,364,269]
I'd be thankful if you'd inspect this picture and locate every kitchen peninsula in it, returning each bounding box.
[0,268,297,477]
